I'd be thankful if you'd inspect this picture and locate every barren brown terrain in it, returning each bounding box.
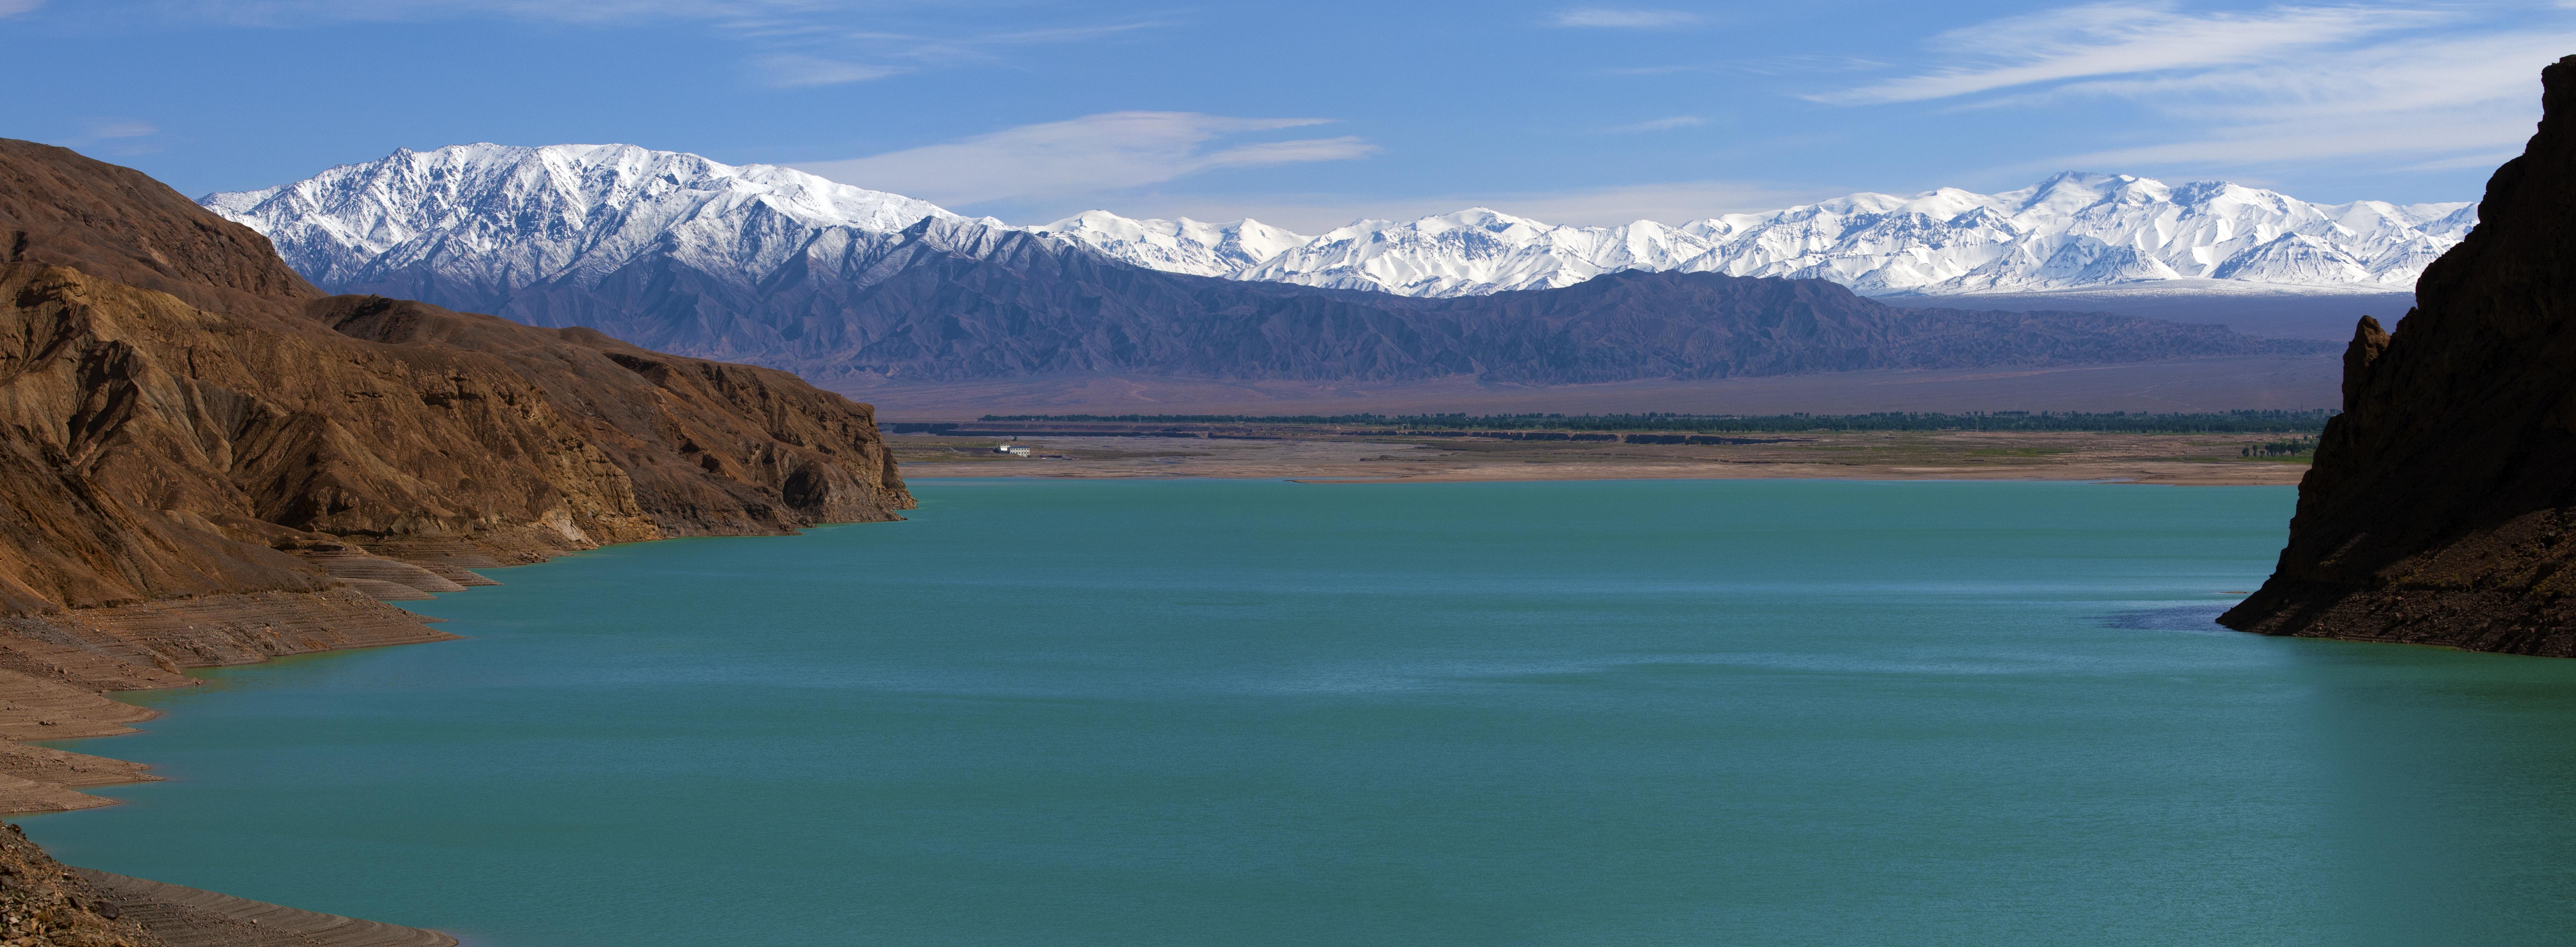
[0,137,914,944]
[843,356,2341,420]
[895,429,2311,486]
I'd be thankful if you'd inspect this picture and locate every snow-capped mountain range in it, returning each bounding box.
[1037,182,2470,297]
[203,143,2470,301]
[198,143,991,297]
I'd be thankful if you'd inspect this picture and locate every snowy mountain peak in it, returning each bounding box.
[205,146,2470,303]
[1026,212,1307,278]
[1045,170,2467,297]
[202,142,975,289]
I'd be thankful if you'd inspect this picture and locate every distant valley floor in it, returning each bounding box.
[1894,289,2412,341]
[895,430,2314,487]
[844,356,2340,419]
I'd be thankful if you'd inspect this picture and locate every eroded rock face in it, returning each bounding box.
[0,137,912,614]
[0,824,162,947]
[2220,56,2576,656]
[0,138,911,938]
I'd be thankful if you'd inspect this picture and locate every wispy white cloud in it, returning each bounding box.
[0,0,44,17]
[1723,54,1881,77]
[1603,116,1705,133]
[146,0,787,24]
[1819,2,2440,105]
[2391,150,2525,173]
[2017,25,2571,172]
[1610,54,1881,78]
[1820,3,2562,176]
[815,19,1171,68]
[751,53,902,87]
[60,117,165,156]
[983,20,1168,45]
[793,112,1380,207]
[1550,7,1699,28]
[80,118,158,138]
[138,2,1171,86]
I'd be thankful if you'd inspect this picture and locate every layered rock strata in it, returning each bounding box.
[0,138,914,942]
[2221,56,2576,655]
[0,137,913,806]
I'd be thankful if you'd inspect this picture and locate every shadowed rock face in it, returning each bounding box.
[0,138,913,616]
[2220,55,2576,656]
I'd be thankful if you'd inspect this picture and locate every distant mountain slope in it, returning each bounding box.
[206,145,2467,301]
[208,210,2332,385]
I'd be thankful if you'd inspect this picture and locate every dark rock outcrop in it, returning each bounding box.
[331,216,2329,386]
[2220,56,2576,655]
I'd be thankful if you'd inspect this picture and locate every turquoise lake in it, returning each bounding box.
[22,479,2576,946]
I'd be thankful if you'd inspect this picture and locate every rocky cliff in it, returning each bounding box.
[2219,56,2576,656]
[0,137,912,810]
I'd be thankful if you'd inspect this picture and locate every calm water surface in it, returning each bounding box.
[23,479,2576,946]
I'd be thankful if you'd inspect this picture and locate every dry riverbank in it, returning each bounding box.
[894,430,2313,486]
[0,588,460,816]
[0,566,518,946]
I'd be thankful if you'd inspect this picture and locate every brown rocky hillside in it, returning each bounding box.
[0,137,911,616]
[0,137,915,943]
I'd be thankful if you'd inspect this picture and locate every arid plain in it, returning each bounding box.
[894,429,2313,486]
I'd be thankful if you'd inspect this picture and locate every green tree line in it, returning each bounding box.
[2241,436,2319,457]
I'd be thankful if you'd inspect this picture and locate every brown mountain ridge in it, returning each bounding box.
[0,138,914,942]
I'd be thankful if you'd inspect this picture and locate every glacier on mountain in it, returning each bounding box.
[202,143,2468,301]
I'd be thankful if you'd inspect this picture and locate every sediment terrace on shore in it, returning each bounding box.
[76,869,457,947]
[0,587,456,815]
[894,429,2315,487]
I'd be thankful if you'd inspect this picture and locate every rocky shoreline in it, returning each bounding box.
[0,815,460,947]
[0,137,917,944]
[0,584,455,815]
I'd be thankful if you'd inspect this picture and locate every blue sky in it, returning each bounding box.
[4,1,2567,229]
